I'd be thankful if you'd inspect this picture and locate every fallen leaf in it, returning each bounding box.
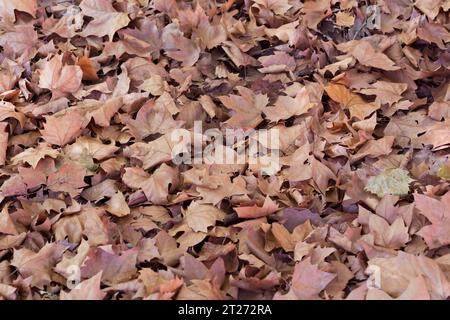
[38,54,82,99]
[41,112,85,146]
[325,83,379,120]
[11,143,59,169]
[80,0,130,41]
[105,191,130,217]
[415,192,450,249]
[280,258,336,299]
[234,196,279,219]
[337,41,401,71]
[0,0,37,22]
[185,202,225,233]
[368,252,450,299]
[60,271,106,300]
[47,163,87,196]
[365,168,414,198]
[11,242,67,288]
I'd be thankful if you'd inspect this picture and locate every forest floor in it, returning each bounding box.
[0,0,449,300]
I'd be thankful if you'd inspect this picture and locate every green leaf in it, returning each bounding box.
[365,168,414,198]
[437,164,450,180]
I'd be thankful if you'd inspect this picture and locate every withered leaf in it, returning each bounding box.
[41,112,85,146]
[1,0,450,301]
[80,0,130,41]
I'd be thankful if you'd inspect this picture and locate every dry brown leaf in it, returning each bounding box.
[41,112,85,146]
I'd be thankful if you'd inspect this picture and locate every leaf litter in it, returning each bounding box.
[0,0,449,300]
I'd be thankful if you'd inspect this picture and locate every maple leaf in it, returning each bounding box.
[0,25,38,60]
[162,23,201,67]
[279,258,336,299]
[0,102,26,130]
[79,0,130,41]
[263,87,314,122]
[325,83,379,120]
[105,191,130,217]
[414,0,445,20]
[124,129,193,170]
[69,97,123,127]
[368,214,409,249]
[195,174,248,205]
[196,18,227,50]
[368,252,450,299]
[47,163,88,196]
[11,143,59,168]
[38,54,83,99]
[138,75,167,96]
[365,168,414,198]
[116,19,163,58]
[0,206,18,235]
[219,86,268,129]
[122,165,179,205]
[418,121,450,150]
[366,275,431,300]
[42,5,84,38]
[221,41,258,67]
[0,0,37,22]
[336,11,355,27]
[319,56,355,76]
[311,157,336,194]
[414,192,450,249]
[351,136,395,163]
[264,21,299,45]
[40,112,85,146]
[53,206,109,246]
[64,136,118,171]
[258,51,296,74]
[18,166,47,190]
[301,0,331,30]
[253,0,292,15]
[337,40,401,71]
[54,240,90,278]
[0,174,27,197]
[123,99,182,139]
[60,271,106,300]
[185,202,225,233]
[81,247,138,286]
[11,242,67,288]
[234,196,279,219]
[360,81,408,106]
[437,163,450,180]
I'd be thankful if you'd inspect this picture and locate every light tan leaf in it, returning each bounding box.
[337,41,400,71]
[219,86,268,129]
[41,112,85,146]
[11,143,59,168]
[122,164,179,205]
[60,271,105,300]
[368,252,450,299]
[351,136,395,163]
[80,0,130,40]
[47,163,87,196]
[0,0,37,22]
[105,191,130,217]
[38,54,82,99]
[185,202,225,233]
[234,196,279,219]
[325,83,379,120]
[360,81,407,106]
